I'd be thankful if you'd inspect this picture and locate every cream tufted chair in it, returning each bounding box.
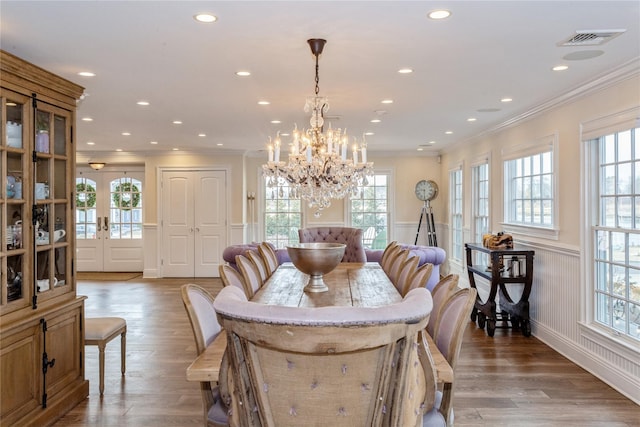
[213,286,434,427]
[298,227,367,263]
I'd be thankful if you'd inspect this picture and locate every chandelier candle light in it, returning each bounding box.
[262,39,373,216]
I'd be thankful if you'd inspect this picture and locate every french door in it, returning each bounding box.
[76,170,144,271]
[160,169,227,277]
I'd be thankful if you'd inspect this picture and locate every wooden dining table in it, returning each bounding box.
[186,262,453,384]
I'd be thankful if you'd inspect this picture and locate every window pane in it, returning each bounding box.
[349,173,389,249]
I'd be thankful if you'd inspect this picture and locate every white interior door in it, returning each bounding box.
[76,169,144,272]
[161,169,227,277]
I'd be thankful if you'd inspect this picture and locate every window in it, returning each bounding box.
[264,180,301,249]
[109,177,143,239]
[450,167,463,262]
[349,172,390,249]
[472,161,490,243]
[593,127,640,341]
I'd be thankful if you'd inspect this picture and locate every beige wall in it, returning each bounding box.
[245,154,440,235]
[439,74,640,247]
[143,152,247,226]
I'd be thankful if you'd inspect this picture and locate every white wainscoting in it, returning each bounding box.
[143,223,158,278]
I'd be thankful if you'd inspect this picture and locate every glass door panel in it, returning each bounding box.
[53,114,67,155]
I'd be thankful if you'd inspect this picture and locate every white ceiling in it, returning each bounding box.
[2,1,639,162]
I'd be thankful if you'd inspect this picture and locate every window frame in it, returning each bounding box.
[449,164,464,264]
[501,133,559,239]
[346,169,393,250]
[582,106,640,345]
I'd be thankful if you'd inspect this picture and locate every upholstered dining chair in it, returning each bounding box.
[395,254,420,295]
[418,331,447,427]
[246,250,269,285]
[298,227,367,263]
[401,262,434,297]
[219,265,245,292]
[426,274,460,338]
[258,242,279,277]
[432,287,477,426]
[235,254,263,299]
[180,284,229,427]
[388,249,415,286]
[213,285,434,427]
[380,241,401,273]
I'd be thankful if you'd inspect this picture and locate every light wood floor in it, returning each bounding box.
[52,276,639,426]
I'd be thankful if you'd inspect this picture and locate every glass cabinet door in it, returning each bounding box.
[34,103,72,299]
[1,89,29,311]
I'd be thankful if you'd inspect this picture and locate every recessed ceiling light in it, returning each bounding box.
[370,119,381,123]
[150,141,158,145]
[136,100,150,106]
[77,71,96,77]
[467,117,477,122]
[236,71,251,77]
[81,117,93,122]
[172,147,179,151]
[501,97,513,103]
[258,101,270,105]
[398,68,413,74]
[194,13,217,23]
[445,131,453,135]
[429,141,436,144]
[364,132,375,136]
[552,65,569,71]
[86,141,95,145]
[281,133,290,136]
[417,148,424,151]
[173,120,183,125]
[115,148,123,152]
[198,133,206,137]
[428,9,451,20]
[381,99,394,104]
[216,143,223,146]
[271,120,281,124]
[121,132,131,136]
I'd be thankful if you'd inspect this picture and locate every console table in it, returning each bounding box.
[465,243,535,337]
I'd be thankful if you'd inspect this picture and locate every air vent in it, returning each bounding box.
[558,29,626,46]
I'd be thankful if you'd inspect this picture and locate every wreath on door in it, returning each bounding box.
[112,182,140,210]
[76,183,96,208]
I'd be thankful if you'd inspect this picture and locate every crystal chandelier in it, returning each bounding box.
[262,39,373,216]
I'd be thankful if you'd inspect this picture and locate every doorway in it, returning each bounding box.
[160,169,227,277]
[76,169,144,272]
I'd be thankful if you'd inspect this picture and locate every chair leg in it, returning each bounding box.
[98,342,106,396]
[120,330,126,375]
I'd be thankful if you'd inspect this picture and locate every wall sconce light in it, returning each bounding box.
[89,162,106,170]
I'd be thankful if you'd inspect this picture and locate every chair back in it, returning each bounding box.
[432,287,477,425]
[214,286,434,427]
[219,265,246,292]
[395,255,420,295]
[246,250,269,284]
[181,284,229,426]
[258,242,279,276]
[387,249,412,286]
[181,284,223,355]
[236,254,263,298]
[380,242,400,272]
[298,227,366,262]
[401,262,433,296]
[426,274,459,338]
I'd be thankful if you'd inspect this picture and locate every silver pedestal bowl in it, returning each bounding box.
[286,242,346,293]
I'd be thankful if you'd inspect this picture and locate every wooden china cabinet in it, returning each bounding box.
[1,50,88,426]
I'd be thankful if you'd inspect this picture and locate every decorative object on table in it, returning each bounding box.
[482,231,513,249]
[286,242,346,293]
[262,38,373,217]
[414,179,439,246]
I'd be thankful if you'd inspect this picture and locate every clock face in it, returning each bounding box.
[415,180,438,201]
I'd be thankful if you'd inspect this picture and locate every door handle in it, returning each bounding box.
[96,216,102,231]
[103,217,109,231]
[195,227,200,232]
